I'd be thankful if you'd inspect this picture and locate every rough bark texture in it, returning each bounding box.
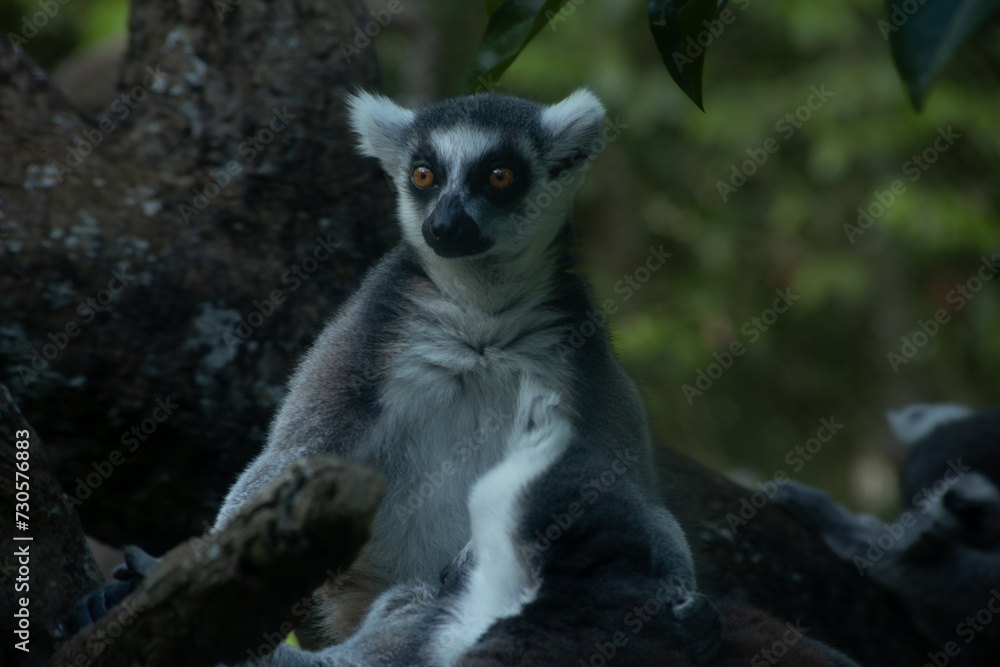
[51,455,385,667]
[0,383,105,667]
[0,0,395,553]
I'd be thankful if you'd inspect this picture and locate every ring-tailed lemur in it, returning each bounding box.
[229,379,858,667]
[775,403,1000,647]
[212,89,659,641]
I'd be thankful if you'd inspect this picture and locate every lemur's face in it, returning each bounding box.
[347,90,606,260]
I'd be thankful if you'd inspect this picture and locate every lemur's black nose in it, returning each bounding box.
[428,198,470,241]
[422,195,494,258]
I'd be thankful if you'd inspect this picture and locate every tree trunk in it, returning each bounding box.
[0,0,395,552]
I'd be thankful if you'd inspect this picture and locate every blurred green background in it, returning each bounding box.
[7,0,999,517]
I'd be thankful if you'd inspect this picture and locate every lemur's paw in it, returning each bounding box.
[70,545,161,633]
[515,377,562,431]
[669,592,724,663]
[438,543,476,595]
[72,578,134,632]
[510,376,570,451]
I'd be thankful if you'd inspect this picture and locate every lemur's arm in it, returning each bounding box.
[214,253,405,531]
[213,354,382,530]
[75,282,397,629]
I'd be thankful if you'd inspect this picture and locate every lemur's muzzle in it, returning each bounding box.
[422,195,494,258]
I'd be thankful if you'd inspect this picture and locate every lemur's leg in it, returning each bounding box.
[311,557,394,645]
[231,582,438,667]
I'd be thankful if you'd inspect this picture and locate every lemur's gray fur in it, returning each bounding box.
[230,379,858,667]
[243,378,714,666]
[775,403,1000,647]
[213,89,657,640]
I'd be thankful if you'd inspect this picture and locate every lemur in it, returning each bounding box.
[210,89,662,642]
[75,90,860,665]
[775,403,1000,648]
[228,379,858,667]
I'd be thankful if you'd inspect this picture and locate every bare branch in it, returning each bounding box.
[52,456,385,667]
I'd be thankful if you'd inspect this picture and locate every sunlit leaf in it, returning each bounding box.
[464,0,569,93]
[885,0,1000,109]
[647,0,725,111]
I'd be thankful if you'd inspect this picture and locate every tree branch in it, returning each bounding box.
[0,0,395,552]
[51,456,385,667]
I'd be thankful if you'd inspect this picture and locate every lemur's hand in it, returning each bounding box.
[71,545,161,632]
[670,592,724,664]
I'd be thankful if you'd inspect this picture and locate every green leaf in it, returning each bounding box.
[886,0,1000,110]
[647,0,724,111]
[464,0,570,93]
[485,0,505,19]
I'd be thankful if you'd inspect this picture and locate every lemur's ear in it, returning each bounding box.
[540,89,606,175]
[886,403,974,446]
[345,90,416,174]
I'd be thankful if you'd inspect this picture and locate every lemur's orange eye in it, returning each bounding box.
[488,167,515,190]
[412,166,435,189]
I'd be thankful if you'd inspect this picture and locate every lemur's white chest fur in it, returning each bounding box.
[364,276,575,583]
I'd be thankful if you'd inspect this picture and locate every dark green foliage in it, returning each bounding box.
[886,0,1000,109]
[647,0,721,110]
[463,0,570,92]
[462,0,999,110]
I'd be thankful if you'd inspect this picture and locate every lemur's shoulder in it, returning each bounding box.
[264,246,426,456]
